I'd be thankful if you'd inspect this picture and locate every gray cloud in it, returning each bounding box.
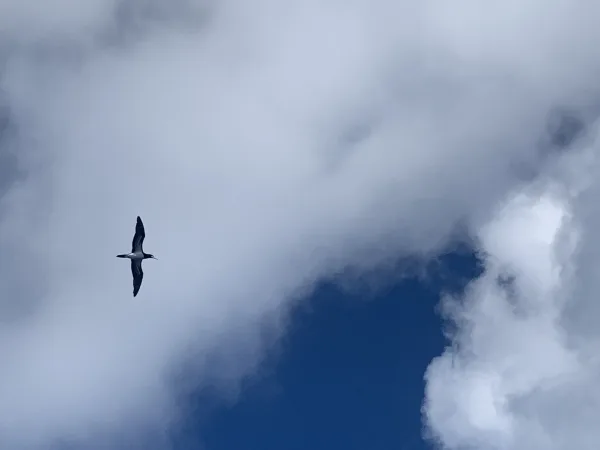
[0,0,599,448]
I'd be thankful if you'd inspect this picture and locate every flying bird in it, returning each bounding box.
[117,216,157,297]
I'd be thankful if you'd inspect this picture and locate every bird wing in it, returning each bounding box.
[131,259,144,297]
[131,216,145,253]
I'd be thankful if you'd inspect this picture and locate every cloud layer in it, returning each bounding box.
[423,140,600,450]
[1,0,600,448]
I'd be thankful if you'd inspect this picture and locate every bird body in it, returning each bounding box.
[117,251,145,260]
[117,216,156,296]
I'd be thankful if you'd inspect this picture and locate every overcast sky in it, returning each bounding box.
[1,0,600,449]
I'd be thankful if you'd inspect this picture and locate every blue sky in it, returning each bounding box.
[172,250,481,450]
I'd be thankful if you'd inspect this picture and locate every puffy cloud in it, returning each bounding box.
[0,0,599,448]
[423,138,600,450]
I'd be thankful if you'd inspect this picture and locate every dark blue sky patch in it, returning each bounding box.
[173,249,481,450]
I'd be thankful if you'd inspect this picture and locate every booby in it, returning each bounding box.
[117,216,157,297]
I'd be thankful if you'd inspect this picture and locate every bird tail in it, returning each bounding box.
[116,254,128,258]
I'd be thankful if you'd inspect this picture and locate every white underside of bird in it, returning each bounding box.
[123,251,144,259]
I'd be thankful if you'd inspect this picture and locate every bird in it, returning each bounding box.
[117,216,157,297]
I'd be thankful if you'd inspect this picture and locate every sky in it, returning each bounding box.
[174,250,481,450]
[2,0,600,449]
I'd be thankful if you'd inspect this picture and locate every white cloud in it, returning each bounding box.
[0,0,599,448]
[423,137,600,450]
